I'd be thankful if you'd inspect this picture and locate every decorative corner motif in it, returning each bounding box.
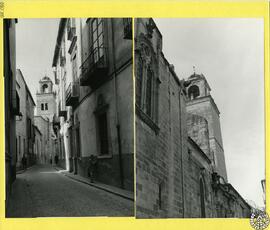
[0,1,4,18]
[250,210,269,230]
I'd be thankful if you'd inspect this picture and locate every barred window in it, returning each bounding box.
[91,18,104,63]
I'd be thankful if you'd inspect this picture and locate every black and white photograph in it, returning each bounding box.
[135,18,265,218]
[4,18,134,217]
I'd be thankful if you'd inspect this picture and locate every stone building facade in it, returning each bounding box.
[34,115,51,164]
[52,18,133,191]
[16,69,36,168]
[135,18,250,218]
[4,19,19,209]
[33,125,43,164]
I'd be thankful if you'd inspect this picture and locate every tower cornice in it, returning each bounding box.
[186,95,220,116]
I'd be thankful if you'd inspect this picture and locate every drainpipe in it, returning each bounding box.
[111,19,124,188]
[179,89,185,217]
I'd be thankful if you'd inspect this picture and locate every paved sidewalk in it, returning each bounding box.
[54,166,134,201]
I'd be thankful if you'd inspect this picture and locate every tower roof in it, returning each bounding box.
[40,75,52,82]
[188,73,204,80]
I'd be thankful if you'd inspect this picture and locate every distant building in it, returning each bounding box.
[135,18,250,218]
[4,19,20,207]
[52,18,133,191]
[16,69,36,168]
[35,76,57,163]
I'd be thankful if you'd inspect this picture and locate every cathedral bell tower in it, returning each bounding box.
[185,73,228,181]
[36,75,56,121]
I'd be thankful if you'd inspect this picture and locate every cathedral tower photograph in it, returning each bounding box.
[135,18,264,218]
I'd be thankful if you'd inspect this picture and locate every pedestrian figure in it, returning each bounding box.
[22,155,27,170]
[88,155,97,183]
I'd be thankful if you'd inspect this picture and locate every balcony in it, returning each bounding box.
[65,81,79,106]
[80,47,108,88]
[67,27,76,41]
[58,103,67,119]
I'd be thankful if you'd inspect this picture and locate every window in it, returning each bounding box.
[97,112,109,155]
[91,18,104,63]
[42,84,48,93]
[158,181,164,210]
[145,67,153,117]
[123,18,132,39]
[45,103,48,110]
[27,118,32,139]
[136,56,143,106]
[188,85,200,100]
[135,42,160,133]
[94,95,110,156]
[41,103,44,111]
[200,177,206,218]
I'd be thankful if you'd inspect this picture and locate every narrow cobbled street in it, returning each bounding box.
[6,164,134,217]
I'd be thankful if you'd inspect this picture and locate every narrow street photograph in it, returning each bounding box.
[4,18,134,217]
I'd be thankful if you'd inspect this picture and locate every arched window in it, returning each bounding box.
[200,177,206,218]
[145,67,153,117]
[188,85,200,99]
[42,84,48,93]
[41,103,44,111]
[136,56,143,106]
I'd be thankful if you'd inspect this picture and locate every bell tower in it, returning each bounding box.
[185,73,228,181]
[36,75,56,122]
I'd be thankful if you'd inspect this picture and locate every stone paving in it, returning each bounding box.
[6,164,134,217]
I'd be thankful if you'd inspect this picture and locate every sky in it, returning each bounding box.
[16,19,59,104]
[154,18,265,207]
[16,18,265,208]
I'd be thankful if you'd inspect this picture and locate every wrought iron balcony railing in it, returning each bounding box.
[58,103,67,119]
[65,81,79,106]
[80,46,108,87]
[67,27,76,41]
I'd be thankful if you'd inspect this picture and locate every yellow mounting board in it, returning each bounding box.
[0,1,269,230]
